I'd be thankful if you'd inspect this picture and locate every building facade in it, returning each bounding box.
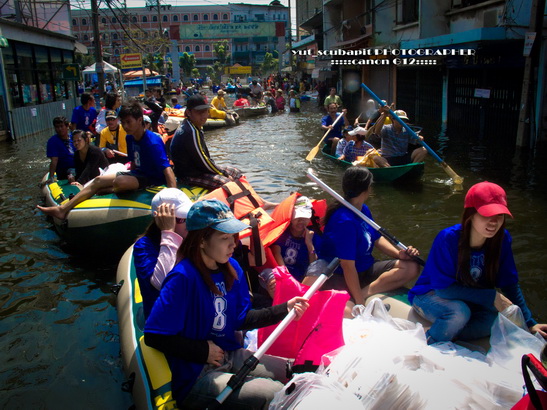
[296,0,545,146]
[71,1,289,74]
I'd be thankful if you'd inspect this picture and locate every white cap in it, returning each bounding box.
[293,196,313,219]
[143,115,152,123]
[164,117,182,132]
[151,188,193,219]
[349,126,367,136]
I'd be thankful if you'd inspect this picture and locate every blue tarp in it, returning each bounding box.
[124,78,162,87]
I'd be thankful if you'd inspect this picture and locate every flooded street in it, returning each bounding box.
[1,94,546,408]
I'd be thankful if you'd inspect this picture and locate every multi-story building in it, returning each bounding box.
[71,1,289,74]
[296,0,545,146]
[0,0,80,140]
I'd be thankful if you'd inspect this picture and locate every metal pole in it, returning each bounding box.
[91,0,105,99]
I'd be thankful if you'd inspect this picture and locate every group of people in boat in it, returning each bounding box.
[38,91,547,409]
[321,93,428,168]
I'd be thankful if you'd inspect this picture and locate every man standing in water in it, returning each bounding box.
[38,102,176,220]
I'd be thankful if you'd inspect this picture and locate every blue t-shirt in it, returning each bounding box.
[319,205,381,274]
[126,129,171,185]
[321,113,344,140]
[133,236,161,319]
[273,229,321,282]
[71,105,98,132]
[408,224,519,303]
[145,258,251,403]
[46,134,75,179]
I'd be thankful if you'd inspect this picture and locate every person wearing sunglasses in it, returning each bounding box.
[134,188,193,319]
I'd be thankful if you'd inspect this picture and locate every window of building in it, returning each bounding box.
[83,34,89,41]
[255,14,265,21]
[203,14,208,21]
[213,14,218,20]
[193,14,199,21]
[132,16,137,23]
[173,15,178,21]
[114,48,119,55]
[81,18,87,25]
[183,14,188,21]
[185,46,191,52]
[122,16,128,23]
[162,15,168,22]
[142,16,148,22]
[101,17,107,24]
[72,18,77,26]
[111,17,116,23]
[205,45,210,51]
[112,33,118,40]
[195,45,200,52]
[152,15,158,22]
[223,13,228,19]
[396,0,418,24]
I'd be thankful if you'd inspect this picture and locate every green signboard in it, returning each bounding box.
[180,22,277,39]
[62,64,80,81]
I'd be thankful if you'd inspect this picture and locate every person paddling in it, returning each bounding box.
[144,199,309,409]
[409,182,547,343]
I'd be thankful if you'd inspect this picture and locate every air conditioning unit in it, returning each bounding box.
[483,8,501,27]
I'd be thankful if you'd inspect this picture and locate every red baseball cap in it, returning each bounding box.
[464,181,512,218]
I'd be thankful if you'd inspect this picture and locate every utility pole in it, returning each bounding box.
[156,0,168,78]
[515,0,545,148]
[91,0,105,99]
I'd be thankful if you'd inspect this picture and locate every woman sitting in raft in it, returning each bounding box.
[133,188,192,319]
[70,130,109,187]
[318,167,420,312]
[144,199,309,409]
[338,128,376,164]
[409,182,547,344]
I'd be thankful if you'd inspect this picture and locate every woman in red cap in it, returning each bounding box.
[409,181,547,344]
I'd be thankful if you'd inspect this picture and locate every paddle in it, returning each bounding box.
[360,83,464,185]
[207,257,341,409]
[306,168,425,266]
[113,149,128,157]
[306,110,345,162]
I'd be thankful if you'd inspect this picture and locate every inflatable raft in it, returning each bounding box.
[164,108,239,130]
[116,246,178,410]
[115,243,434,409]
[40,175,208,255]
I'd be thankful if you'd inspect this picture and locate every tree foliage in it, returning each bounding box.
[213,40,230,66]
[179,52,196,78]
[260,52,278,75]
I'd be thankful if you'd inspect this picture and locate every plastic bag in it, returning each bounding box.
[501,304,528,330]
[487,312,546,372]
[269,373,362,410]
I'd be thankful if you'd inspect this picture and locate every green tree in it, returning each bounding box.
[179,52,196,79]
[191,68,200,78]
[213,40,231,66]
[260,52,278,76]
[143,53,159,73]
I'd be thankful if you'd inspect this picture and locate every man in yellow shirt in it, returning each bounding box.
[99,110,128,163]
[323,87,343,111]
[210,90,236,124]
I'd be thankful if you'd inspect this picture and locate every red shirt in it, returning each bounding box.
[233,98,250,107]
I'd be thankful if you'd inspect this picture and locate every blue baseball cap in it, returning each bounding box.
[186,199,250,233]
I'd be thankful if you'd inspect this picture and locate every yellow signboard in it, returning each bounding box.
[224,66,252,75]
[180,22,277,39]
[120,53,143,69]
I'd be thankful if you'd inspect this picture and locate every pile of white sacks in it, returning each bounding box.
[270,299,546,410]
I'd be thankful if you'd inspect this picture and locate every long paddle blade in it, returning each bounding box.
[306,110,345,162]
[360,83,464,186]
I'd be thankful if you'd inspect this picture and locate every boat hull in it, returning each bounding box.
[234,106,269,118]
[321,145,424,183]
[41,176,208,255]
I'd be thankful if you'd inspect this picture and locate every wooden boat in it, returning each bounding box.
[321,144,424,183]
[40,175,208,255]
[233,105,269,118]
